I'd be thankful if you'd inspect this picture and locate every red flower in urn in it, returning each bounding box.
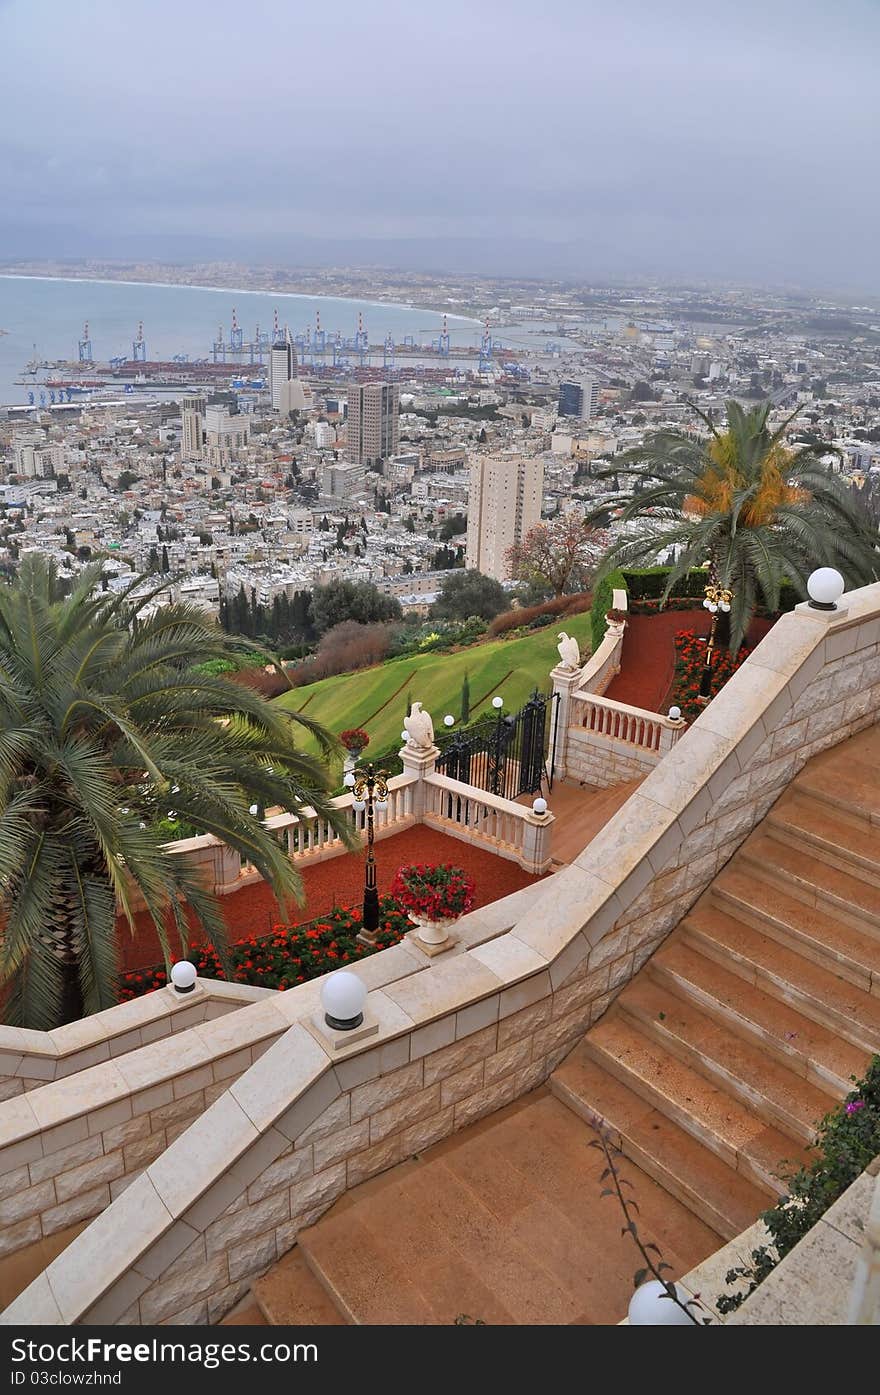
[390,863,476,923]
[339,728,370,755]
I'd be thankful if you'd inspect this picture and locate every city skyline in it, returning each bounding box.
[1,0,878,293]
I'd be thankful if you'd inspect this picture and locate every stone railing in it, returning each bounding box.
[7,583,880,1324]
[577,585,628,696]
[422,771,555,874]
[263,773,417,866]
[0,979,274,1102]
[565,692,686,788]
[849,1165,880,1324]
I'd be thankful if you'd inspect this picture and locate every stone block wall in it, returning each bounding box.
[6,589,880,1326]
[564,727,660,788]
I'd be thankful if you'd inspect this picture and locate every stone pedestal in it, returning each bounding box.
[550,664,582,782]
[399,741,440,819]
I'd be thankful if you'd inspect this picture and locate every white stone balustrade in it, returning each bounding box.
[422,771,555,875]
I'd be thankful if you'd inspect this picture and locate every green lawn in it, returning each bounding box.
[274,611,592,774]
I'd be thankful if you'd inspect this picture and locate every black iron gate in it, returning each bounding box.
[436,689,559,798]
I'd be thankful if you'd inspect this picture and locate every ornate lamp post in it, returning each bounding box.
[698,580,733,702]
[347,763,389,944]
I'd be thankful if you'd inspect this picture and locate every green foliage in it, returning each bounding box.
[0,557,353,1029]
[717,1055,880,1313]
[430,570,508,622]
[460,671,470,723]
[310,578,402,634]
[590,568,626,651]
[590,399,879,653]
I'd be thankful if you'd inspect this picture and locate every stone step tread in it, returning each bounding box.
[744,833,880,924]
[219,1301,268,1326]
[551,1046,767,1238]
[583,1014,807,1192]
[684,907,880,1048]
[794,737,880,822]
[770,789,880,869]
[619,976,837,1137]
[251,1249,346,1326]
[714,864,880,980]
[651,936,869,1094]
[297,1213,441,1325]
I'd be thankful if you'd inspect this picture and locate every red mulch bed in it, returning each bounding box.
[116,825,544,970]
[604,608,774,713]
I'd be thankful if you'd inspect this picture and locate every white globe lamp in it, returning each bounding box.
[532,797,548,815]
[170,960,197,996]
[807,567,845,611]
[343,771,356,787]
[444,714,455,727]
[668,706,682,721]
[352,798,366,813]
[628,1279,694,1326]
[492,696,504,710]
[321,970,367,1031]
[400,729,409,743]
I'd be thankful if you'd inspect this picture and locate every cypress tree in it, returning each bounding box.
[461,671,470,723]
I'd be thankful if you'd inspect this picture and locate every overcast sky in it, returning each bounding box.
[2,0,878,291]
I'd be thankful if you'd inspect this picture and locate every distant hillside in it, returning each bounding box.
[274,612,592,777]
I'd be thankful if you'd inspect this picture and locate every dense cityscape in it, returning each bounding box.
[2,270,880,636]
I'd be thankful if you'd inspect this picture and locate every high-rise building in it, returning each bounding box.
[11,428,62,479]
[269,331,297,411]
[205,406,250,468]
[558,377,599,421]
[181,394,206,461]
[346,383,399,467]
[321,461,366,500]
[465,453,544,581]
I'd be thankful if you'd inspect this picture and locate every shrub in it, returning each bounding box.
[118,896,412,997]
[487,592,591,638]
[717,1055,880,1313]
[590,568,626,652]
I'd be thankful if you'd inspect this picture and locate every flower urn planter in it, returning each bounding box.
[408,913,458,948]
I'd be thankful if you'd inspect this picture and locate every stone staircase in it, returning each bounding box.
[552,730,879,1239]
[223,727,880,1324]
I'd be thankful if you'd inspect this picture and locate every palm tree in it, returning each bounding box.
[0,558,355,1029]
[590,400,878,651]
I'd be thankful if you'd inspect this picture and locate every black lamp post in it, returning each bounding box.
[350,763,389,943]
[697,581,733,702]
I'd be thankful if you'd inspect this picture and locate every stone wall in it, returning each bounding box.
[563,725,660,788]
[5,587,880,1325]
[0,981,272,1102]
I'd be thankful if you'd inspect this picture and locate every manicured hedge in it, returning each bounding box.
[590,569,627,652]
[622,566,802,613]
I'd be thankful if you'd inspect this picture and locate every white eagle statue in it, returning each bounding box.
[403,701,435,750]
[556,631,581,672]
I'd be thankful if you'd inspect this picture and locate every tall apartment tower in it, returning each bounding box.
[181,394,206,461]
[346,382,399,467]
[269,331,297,410]
[558,376,599,421]
[465,453,544,581]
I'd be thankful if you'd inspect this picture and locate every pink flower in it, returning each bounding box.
[845,1099,865,1115]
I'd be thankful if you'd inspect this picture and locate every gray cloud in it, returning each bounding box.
[1,0,878,290]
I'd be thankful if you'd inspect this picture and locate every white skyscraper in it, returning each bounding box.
[269,331,297,411]
[181,394,206,461]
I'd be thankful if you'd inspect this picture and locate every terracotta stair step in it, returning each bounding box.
[550,1044,767,1238]
[683,906,880,1054]
[617,976,836,1143]
[740,832,880,940]
[296,1211,444,1325]
[579,1013,806,1196]
[251,1248,347,1326]
[712,863,880,991]
[794,736,880,828]
[649,935,869,1096]
[768,789,880,887]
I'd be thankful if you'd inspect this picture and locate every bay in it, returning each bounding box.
[0,275,477,405]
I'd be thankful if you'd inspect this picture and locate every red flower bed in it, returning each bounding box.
[390,863,476,922]
[118,895,412,999]
[671,629,751,722]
